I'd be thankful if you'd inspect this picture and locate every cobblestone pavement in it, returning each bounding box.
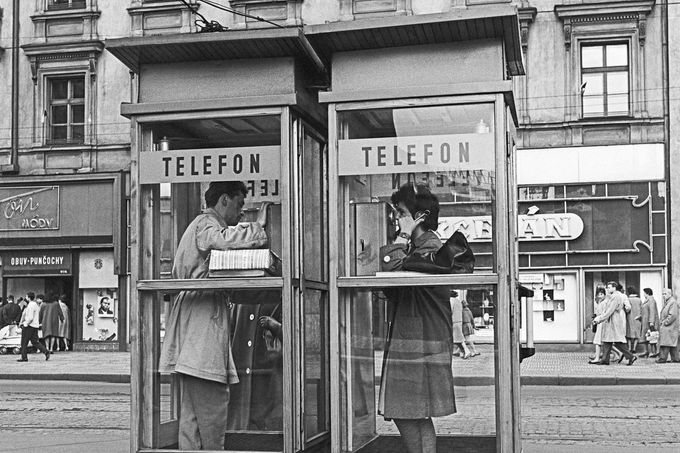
[1,380,679,452]
[375,385,680,450]
[0,381,130,453]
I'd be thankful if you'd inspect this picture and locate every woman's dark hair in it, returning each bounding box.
[205,181,248,208]
[643,288,653,296]
[391,183,439,231]
[595,286,606,297]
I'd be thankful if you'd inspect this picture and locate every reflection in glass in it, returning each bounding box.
[581,46,603,68]
[341,286,497,451]
[339,104,497,275]
[606,44,628,66]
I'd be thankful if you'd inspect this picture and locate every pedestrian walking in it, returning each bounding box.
[656,288,679,363]
[40,295,64,352]
[158,181,269,450]
[461,300,479,356]
[17,295,50,362]
[592,281,637,366]
[625,286,642,353]
[58,295,71,351]
[450,291,471,359]
[589,287,607,364]
[639,288,660,358]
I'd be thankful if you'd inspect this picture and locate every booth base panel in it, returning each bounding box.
[355,435,496,453]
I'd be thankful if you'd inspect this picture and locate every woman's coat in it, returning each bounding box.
[658,296,679,348]
[595,291,627,343]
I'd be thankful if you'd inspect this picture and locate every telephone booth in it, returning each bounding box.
[107,6,524,453]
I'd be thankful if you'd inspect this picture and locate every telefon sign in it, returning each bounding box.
[139,146,281,184]
[438,213,585,242]
[337,134,495,176]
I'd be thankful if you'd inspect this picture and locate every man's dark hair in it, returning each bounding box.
[27,292,35,300]
[605,281,620,291]
[451,290,458,298]
[205,181,248,208]
[643,288,653,296]
[595,286,606,297]
[36,294,45,301]
[627,286,638,296]
[391,182,440,231]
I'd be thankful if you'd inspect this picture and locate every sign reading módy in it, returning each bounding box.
[0,186,60,231]
[1,250,72,276]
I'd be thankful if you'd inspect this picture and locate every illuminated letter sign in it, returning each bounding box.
[0,186,60,231]
[438,214,585,242]
[337,134,495,176]
[139,146,281,184]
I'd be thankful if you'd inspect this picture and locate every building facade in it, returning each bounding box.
[514,0,671,345]
[0,0,131,351]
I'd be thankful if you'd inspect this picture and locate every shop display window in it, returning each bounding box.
[337,103,497,276]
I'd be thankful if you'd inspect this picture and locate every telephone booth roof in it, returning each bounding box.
[105,5,524,77]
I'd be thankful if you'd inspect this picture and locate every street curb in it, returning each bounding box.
[0,374,130,383]
[2,373,678,385]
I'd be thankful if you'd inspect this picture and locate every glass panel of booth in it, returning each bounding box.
[135,113,289,451]
[336,103,497,279]
[336,284,497,452]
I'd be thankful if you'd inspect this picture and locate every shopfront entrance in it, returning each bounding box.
[107,7,525,453]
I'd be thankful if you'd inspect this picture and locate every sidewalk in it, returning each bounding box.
[1,348,679,385]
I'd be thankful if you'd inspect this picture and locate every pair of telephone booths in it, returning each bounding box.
[107,6,527,453]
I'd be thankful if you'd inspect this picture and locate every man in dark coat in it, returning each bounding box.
[0,296,22,329]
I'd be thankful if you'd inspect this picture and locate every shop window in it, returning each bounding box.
[46,75,86,145]
[581,43,630,117]
[337,103,497,276]
[47,0,86,10]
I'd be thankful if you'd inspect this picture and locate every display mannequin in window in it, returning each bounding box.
[378,183,456,453]
[159,181,268,450]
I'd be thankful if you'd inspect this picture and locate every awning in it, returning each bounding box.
[105,6,524,76]
[305,6,524,76]
[105,26,326,76]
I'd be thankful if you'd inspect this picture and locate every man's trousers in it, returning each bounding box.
[20,326,48,360]
[600,341,634,364]
[178,373,230,450]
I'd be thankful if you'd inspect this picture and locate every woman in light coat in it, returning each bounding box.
[639,288,660,358]
[656,288,680,363]
[593,282,637,365]
[589,287,607,364]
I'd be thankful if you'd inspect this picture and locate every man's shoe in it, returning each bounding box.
[45,351,51,361]
[16,358,28,362]
[627,356,637,366]
[596,361,610,365]
[655,359,666,363]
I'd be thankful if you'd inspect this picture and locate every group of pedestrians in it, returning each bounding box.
[0,291,72,362]
[590,282,679,365]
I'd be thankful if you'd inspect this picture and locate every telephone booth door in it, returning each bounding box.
[326,93,521,452]
[128,105,330,453]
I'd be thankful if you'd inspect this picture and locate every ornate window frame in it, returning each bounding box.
[22,42,103,148]
[229,0,302,29]
[127,0,198,36]
[339,0,412,21]
[555,1,655,122]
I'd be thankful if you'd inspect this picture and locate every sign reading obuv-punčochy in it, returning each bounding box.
[338,134,495,175]
[1,250,72,276]
[0,186,60,231]
[139,146,281,184]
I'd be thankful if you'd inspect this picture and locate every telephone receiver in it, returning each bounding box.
[414,210,430,223]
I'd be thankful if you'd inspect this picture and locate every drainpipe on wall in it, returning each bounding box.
[2,0,20,174]
[661,0,672,287]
